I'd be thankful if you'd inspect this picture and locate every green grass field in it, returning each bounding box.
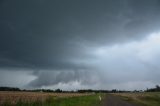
[114,92,160,106]
[3,93,104,106]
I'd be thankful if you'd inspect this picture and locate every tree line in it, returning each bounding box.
[146,85,160,92]
[0,85,160,93]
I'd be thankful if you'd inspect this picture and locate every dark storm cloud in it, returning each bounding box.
[1,0,160,69]
[1,0,160,89]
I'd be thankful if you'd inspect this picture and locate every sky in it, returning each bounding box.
[0,0,160,90]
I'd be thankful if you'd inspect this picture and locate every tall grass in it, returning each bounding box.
[2,93,103,106]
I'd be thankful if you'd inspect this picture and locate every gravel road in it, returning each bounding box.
[102,94,140,106]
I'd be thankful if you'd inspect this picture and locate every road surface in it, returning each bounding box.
[102,94,140,106]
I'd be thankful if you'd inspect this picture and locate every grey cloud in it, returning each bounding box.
[0,70,35,88]
[28,70,101,88]
[0,0,160,90]
[1,0,160,70]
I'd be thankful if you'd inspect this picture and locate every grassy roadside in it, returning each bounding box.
[113,92,160,106]
[3,93,104,106]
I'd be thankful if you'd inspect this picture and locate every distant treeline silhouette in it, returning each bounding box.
[0,87,64,93]
[0,87,20,91]
[0,85,160,93]
[0,87,118,93]
[146,85,160,92]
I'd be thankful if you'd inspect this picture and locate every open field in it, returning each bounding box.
[112,92,160,106]
[0,91,103,106]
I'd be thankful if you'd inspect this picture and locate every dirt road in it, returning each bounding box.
[102,94,140,106]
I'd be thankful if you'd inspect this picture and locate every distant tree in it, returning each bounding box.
[156,85,160,88]
[156,85,160,91]
[55,89,62,93]
[111,89,117,93]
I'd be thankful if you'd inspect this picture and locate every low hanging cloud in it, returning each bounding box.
[28,70,101,89]
[27,32,160,90]
[1,0,160,90]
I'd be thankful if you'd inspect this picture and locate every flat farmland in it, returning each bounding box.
[0,91,102,106]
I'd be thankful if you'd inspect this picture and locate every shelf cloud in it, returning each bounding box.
[0,0,160,90]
